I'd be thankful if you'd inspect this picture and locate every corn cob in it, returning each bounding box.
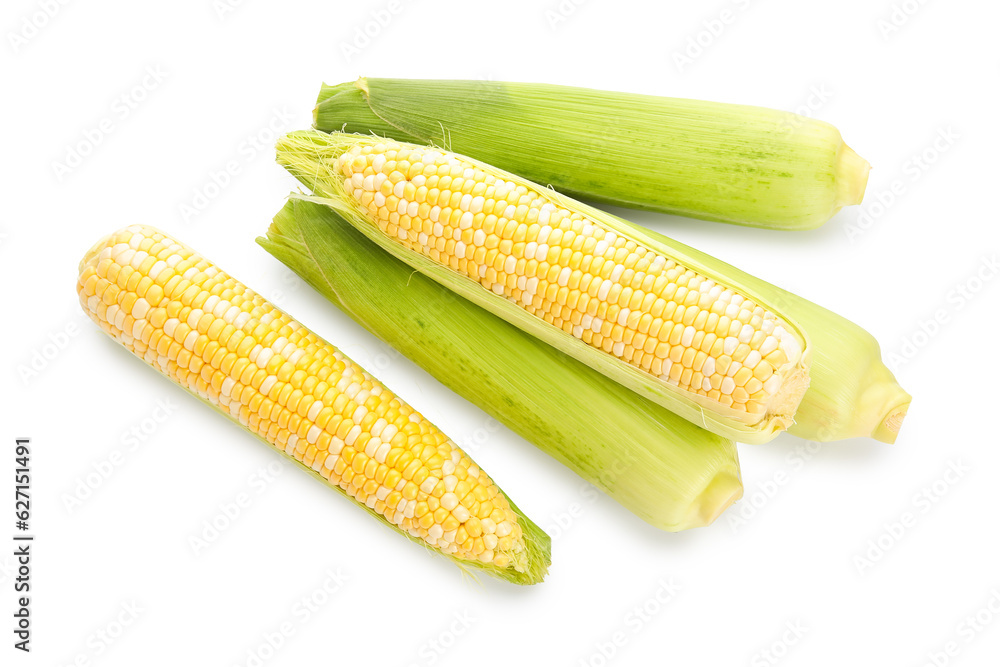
[76,225,549,584]
[314,78,870,231]
[259,196,744,531]
[276,131,909,444]
[278,131,810,444]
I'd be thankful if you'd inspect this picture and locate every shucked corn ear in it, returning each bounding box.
[259,196,744,531]
[314,78,870,231]
[277,131,909,444]
[76,225,549,584]
[279,131,812,444]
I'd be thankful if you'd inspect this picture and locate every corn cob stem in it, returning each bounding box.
[314,78,870,231]
[260,196,744,531]
[77,226,549,584]
[834,143,872,210]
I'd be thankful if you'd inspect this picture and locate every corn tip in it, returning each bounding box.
[834,143,871,209]
[692,472,743,527]
[872,399,910,444]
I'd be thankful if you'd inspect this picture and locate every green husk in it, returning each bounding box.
[314,78,870,231]
[259,196,743,532]
[275,131,909,444]
[276,131,810,445]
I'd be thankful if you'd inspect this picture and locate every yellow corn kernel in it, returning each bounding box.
[77,225,537,580]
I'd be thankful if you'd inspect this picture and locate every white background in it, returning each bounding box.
[2,0,998,665]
